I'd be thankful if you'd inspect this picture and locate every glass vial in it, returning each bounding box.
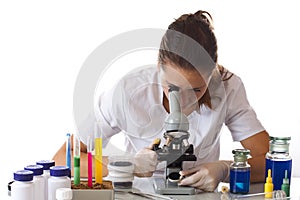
[11,170,34,200]
[48,166,71,200]
[281,170,290,197]
[230,149,251,194]
[265,136,292,190]
[24,164,45,200]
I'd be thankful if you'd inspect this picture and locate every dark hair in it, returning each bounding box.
[159,10,233,108]
[159,10,233,81]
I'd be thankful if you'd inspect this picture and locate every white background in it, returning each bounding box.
[1,0,300,198]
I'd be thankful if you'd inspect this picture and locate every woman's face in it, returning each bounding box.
[159,64,208,115]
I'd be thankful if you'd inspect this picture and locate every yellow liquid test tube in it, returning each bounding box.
[95,137,102,184]
[94,122,103,184]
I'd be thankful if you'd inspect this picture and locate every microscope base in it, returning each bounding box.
[153,177,195,195]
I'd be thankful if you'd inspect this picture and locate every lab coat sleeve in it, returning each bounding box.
[225,77,265,142]
[78,82,123,148]
[97,83,124,147]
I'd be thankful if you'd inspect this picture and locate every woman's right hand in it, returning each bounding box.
[133,148,158,177]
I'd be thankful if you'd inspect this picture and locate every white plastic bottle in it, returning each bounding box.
[48,166,71,200]
[36,160,55,200]
[56,188,73,200]
[11,170,34,200]
[24,164,45,200]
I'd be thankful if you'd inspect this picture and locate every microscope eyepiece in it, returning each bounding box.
[168,85,180,92]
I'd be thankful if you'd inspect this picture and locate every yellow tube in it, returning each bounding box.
[95,137,102,184]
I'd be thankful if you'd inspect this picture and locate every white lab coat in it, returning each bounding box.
[78,67,265,170]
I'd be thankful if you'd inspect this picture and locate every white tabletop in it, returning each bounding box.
[6,177,300,200]
[114,177,300,200]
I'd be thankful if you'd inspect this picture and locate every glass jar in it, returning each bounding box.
[230,149,251,194]
[265,136,292,191]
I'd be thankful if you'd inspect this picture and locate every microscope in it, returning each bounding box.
[153,87,197,195]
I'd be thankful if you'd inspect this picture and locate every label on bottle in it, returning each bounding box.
[265,158,292,190]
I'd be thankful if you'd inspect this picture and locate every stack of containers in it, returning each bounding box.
[10,160,56,200]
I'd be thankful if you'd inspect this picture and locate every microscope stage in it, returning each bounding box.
[153,177,195,195]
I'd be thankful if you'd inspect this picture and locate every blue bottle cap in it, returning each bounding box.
[24,164,44,176]
[14,170,34,182]
[50,166,70,177]
[36,160,55,170]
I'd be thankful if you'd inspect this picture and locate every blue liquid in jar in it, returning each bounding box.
[265,159,292,190]
[230,168,250,194]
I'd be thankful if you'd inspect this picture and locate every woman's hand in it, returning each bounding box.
[134,148,158,177]
[178,160,231,192]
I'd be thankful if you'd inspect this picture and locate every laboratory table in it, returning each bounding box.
[7,177,300,199]
[115,177,300,200]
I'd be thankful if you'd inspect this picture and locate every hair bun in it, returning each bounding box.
[193,10,214,29]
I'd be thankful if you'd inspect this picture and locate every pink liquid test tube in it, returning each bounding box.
[87,136,93,188]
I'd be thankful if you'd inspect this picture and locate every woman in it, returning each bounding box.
[53,10,269,192]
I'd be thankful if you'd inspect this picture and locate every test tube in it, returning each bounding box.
[66,133,71,175]
[87,135,93,188]
[73,133,80,185]
[94,122,103,184]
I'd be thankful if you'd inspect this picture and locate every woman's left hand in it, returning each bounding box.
[178,160,231,192]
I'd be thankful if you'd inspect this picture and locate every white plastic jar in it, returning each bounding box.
[48,166,71,200]
[11,170,34,200]
[108,155,134,189]
[36,160,55,200]
[24,164,45,200]
[56,188,73,200]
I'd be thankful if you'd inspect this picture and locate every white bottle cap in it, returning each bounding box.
[56,188,72,200]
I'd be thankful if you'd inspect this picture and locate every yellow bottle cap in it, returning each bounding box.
[266,169,273,183]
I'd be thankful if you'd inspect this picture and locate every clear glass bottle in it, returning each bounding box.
[230,149,251,194]
[265,136,292,191]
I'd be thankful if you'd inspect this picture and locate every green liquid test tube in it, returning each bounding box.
[73,134,81,185]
